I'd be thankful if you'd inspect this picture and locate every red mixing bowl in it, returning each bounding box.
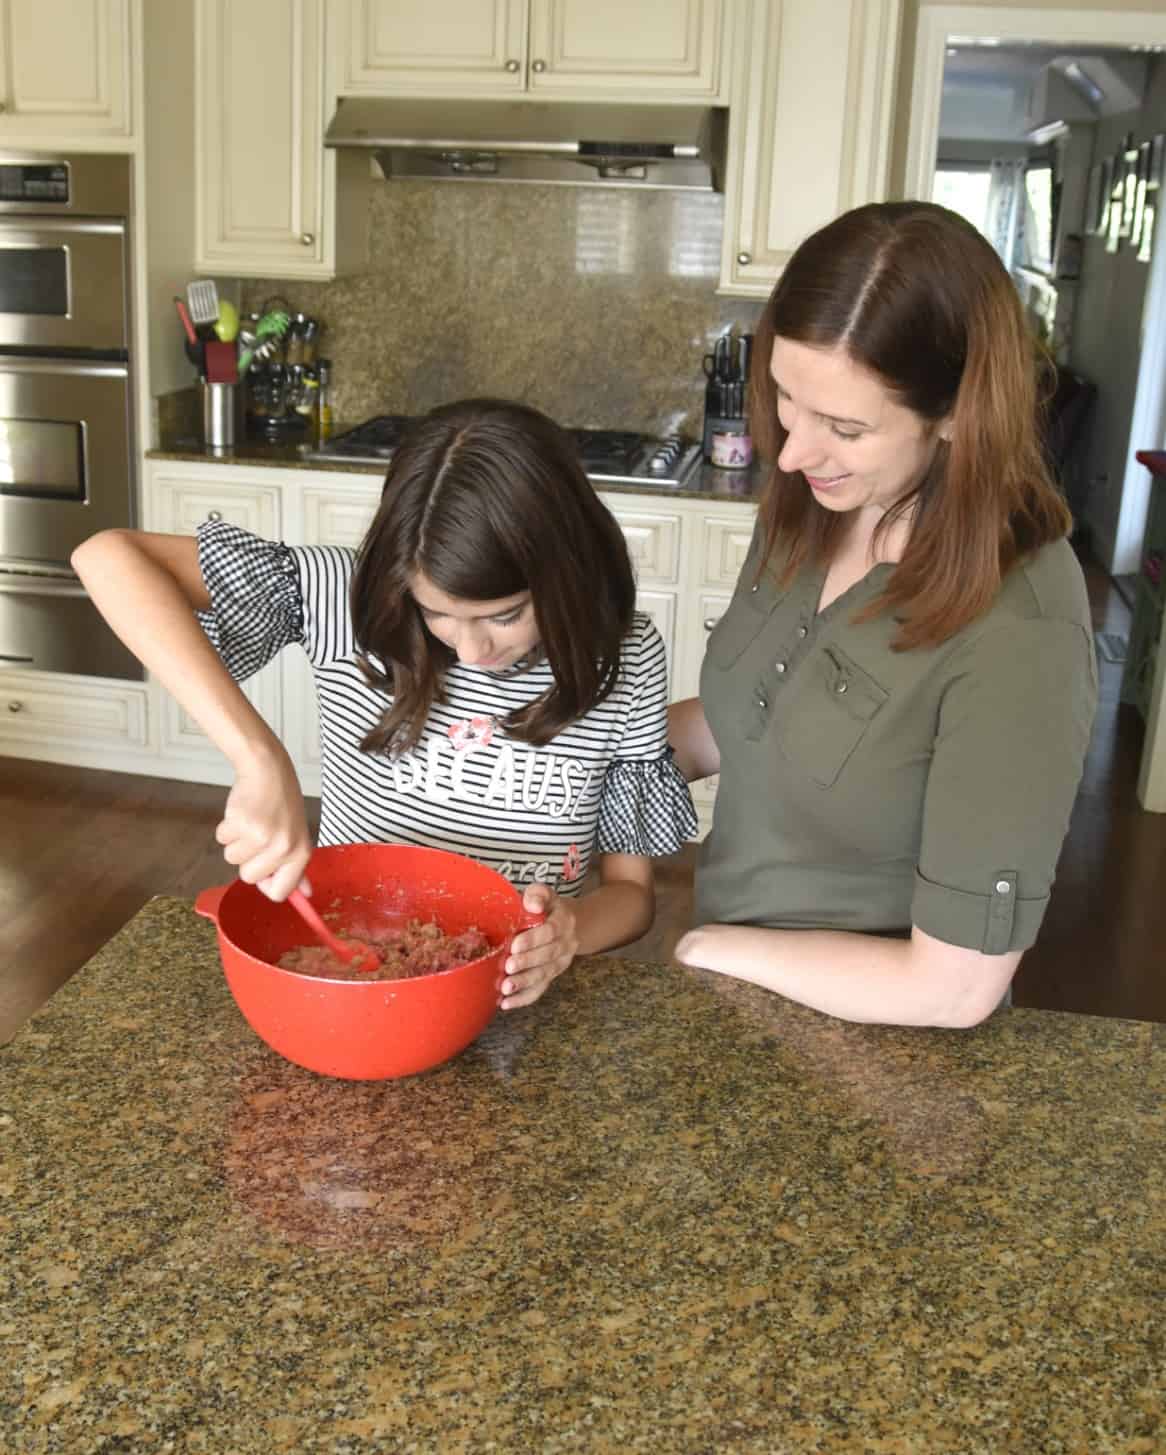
[195,843,539,1081]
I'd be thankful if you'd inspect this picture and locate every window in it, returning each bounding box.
[1021,162,1057,275]
[932,166,992,236]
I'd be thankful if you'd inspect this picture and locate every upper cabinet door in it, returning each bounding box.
[196,0,330,279]
[0,0,132,140]
[336,0,530,95]
[526,0,726,101]
[719,0,900,297]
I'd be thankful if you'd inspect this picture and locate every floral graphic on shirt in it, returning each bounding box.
[561,843,581,882]
[447,715,496,753]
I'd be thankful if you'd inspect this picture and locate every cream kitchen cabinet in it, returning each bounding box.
[0,0,133,142]
[147,467,285,770]
[0,669,148,764]
[683,509,757,823]
[604,504,682,690]
[195,0,363,281]
[332,0,727,102]
[718,0,900,297]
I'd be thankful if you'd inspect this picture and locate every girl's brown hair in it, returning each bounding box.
[351,399,636,755]
[751,201,1071,648]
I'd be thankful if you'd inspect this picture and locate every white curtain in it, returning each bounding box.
[986,159,1026,270]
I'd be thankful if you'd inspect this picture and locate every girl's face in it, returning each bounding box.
[409,571,541,671]
[770,337,948,518]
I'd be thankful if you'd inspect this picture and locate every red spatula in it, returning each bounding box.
[287,889,379,974]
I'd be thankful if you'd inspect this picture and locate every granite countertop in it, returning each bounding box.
[147,429,766,505]
[2,897,1162,1452]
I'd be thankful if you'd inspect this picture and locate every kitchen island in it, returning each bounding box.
[2,898,1162,1453]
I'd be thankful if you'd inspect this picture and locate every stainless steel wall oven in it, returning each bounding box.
[0,152,140,679]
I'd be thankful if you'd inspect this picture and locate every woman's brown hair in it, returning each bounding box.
[351,399,636,755]
[751,200,1071,649]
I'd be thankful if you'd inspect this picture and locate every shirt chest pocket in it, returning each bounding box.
[779,645,889,788]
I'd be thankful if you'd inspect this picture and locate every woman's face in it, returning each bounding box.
[409,571,540,671]
[770,337,947,517]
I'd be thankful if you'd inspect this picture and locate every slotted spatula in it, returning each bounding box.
[186,278,219,330]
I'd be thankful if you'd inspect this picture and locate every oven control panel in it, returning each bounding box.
[0,163,69,205]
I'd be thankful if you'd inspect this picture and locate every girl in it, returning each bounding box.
[74,399,696,1009]
[669,202,1097,1027]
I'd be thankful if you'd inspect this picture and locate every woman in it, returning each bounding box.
[73,399,696,1010]
[669,202,1097,1027]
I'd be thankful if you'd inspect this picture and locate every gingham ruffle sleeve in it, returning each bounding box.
[196,519,304,681]
[596,748,698,857]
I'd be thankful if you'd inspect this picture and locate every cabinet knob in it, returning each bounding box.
[531,59,547,73]
[703,617,721,632]
[206,510,223,522]
[504,59,520,72]
[300,232,314,247]
[8,700,23,713]
[737,251,752,266]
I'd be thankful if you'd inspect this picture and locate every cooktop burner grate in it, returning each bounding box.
[308,416,700,485]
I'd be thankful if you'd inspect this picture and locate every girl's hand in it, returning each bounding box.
[215,745,312,902]
[500,884,579,1010]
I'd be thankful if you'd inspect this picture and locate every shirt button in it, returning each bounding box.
[995,880,1012,895]
[750,584,759,594]
[835,681,848,694]
[797,626,807,638]
[756,695,768,710]
[775,661,787,674]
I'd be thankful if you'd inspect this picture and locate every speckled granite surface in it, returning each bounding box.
[238,182,763,439]
[146,433,766,504]
[2,897,1162,1452]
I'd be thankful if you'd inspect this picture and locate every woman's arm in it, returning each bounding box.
[71,529,311,897]
[675,922,1019,1028]
[667,697,720,783]
[501,854,654,1010]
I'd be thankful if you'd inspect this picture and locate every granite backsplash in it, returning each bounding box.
[239,181,764,438]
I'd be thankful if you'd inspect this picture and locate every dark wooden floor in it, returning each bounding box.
[2,560,1162,1043]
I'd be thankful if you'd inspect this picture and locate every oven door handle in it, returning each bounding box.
[0,355,127,379]
[0,573,88,598]
[0,219,126,239]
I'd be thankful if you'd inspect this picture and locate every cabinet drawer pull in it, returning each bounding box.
[531,59,547,73]
[504,59,520,72]
[736,251,751,266]
[206,509,223,522]
[8,700,24,713]
[703,616,722,632]
[300,232,314,246]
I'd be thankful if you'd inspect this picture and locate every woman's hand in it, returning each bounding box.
[216,744,312,902]
[500,883,579,1010]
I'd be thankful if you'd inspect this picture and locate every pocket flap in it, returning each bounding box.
[821,646,888,723]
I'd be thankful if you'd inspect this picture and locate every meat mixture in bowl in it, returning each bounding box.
[279,919,495,982]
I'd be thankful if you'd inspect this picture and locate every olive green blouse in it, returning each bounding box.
[695,532,1098,955]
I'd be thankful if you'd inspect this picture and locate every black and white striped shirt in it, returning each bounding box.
[197,522,696,896]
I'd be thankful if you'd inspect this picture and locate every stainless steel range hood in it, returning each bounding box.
[324,97,726,191]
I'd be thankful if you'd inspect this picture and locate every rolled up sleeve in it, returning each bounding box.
[912,618,1097,953]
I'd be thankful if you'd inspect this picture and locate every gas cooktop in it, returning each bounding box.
[307,415,701,487]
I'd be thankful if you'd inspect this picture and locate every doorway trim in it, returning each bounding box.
[905,6,1166,201]
[906,3,1166,578]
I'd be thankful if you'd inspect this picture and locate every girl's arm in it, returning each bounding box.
[501,854,654,1011]
[667,697,720,783]
[675,923,1019,1028]
[71,529,311,898]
